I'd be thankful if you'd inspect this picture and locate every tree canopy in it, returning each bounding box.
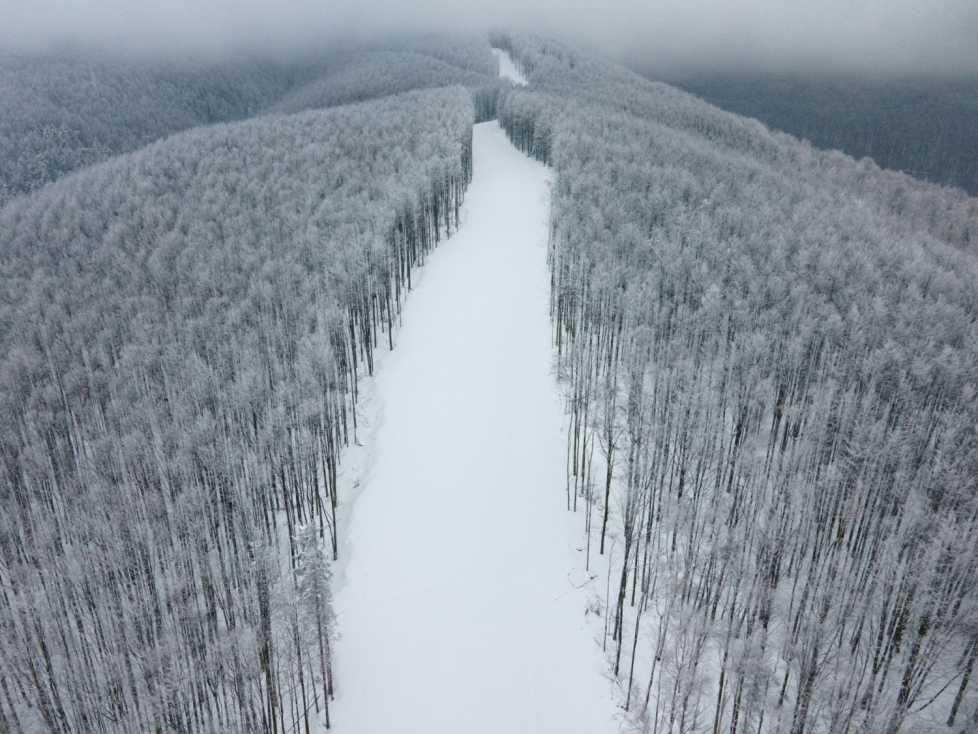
[495,31,978,733]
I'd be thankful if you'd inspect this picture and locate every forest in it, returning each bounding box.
[0,53,303,207]
[494,31,978,734]
[1,25,976,734]
[0,33,497,209]
[0,81,478,731]
[655,73,978,197]
[269,49,503,123]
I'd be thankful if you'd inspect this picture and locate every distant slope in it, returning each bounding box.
[0,53,308,206]
[492,47,528,86]
[492,32,977,254]
[0,35,499,208]
[270,50,497,117]
[657,73,978,197]
[383,32,499,75]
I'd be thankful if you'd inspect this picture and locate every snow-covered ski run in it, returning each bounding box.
[330,121,622,732]
[493,47,529,86]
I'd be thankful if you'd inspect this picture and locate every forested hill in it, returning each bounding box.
[0,33,498,208]
[0,85,476,732]
[268,50,501,120]
[1,28,976,734]
[0,53,304,206]
[492,33,977,255]
[494,31,978,733]
[654,73,978,197]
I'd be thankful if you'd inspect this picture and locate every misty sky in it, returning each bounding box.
[2,0,977,75]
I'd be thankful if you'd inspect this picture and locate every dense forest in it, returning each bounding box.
[269,49,503,123]
[494,31,978,734]
[0,81,478,732]
[654,73,978,197]
[492,36,977,256]
[0,53,307,207]
[0,33,498,208]
[2,26,976,734]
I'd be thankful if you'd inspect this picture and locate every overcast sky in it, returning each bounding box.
[2,0,976,75]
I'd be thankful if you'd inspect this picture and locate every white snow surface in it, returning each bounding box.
[492,48,528,86]
[331,122,621,733]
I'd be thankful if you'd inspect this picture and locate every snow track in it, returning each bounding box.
[492,48,528,86]
[332,121,621,733]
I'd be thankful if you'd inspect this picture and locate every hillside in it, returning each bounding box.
[269,50,501,121]
[0,53,305,206]
[0,30,975,734]
[0,34,498,208]
[493,31,978,733]
[492,33,977,254]
[658,72,978,197]
[0,86,474,733]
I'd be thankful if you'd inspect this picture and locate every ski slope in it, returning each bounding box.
[492,48,528,86]
[331,121,621,732]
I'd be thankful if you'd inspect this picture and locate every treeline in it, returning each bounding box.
[381,32,499,76]
[0,87,475,732]
[491,33,978,256]
[0,53,309,207]
[0,34,499,210]
[496,34,978,733]
[270,48,503,122]
[660,73,978,197]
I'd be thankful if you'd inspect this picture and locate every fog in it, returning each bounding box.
[2,0,976,76]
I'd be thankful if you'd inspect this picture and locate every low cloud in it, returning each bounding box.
[1,0,976,75]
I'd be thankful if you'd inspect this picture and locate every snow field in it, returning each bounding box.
[493,48,529,86]
[330,121,622,733]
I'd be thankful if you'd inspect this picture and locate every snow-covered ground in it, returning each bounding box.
[330,121,622,732]
[492,48,529,86]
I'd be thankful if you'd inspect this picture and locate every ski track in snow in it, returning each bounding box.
[492,48,528,86]
[331,121,622,733]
